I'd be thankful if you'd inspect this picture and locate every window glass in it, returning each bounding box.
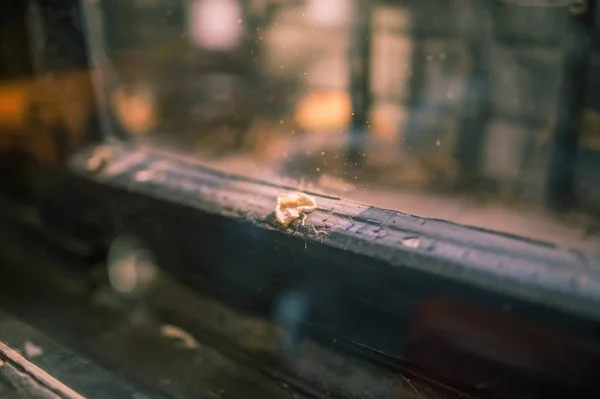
[1,2,599,398]
[84,0,600,253]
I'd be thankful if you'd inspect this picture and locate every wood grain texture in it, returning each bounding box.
[71,143,600,322]
[66,142,600,397]
[0,310,153,399]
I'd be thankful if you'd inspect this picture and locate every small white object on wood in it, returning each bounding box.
[275,193,317,228]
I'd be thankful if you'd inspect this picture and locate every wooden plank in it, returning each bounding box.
[0,311,148,399]
[0,341,86,399]
[65,142,600,397]
[70,143,600,323]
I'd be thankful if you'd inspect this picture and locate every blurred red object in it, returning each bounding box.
[406,295,600,398]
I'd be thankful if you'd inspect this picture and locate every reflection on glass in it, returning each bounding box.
[1,1,597,398]
[188,0,243,50]
[87,0,600,253]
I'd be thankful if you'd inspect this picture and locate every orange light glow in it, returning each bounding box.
[295,90,351,133]
[0,85,29,133]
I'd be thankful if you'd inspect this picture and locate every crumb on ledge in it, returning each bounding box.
[275,192,317,228]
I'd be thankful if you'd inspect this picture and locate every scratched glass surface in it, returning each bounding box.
[85,0,600,253]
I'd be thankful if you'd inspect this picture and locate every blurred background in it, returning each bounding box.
[2,0,600,252]
[2,3,600,398]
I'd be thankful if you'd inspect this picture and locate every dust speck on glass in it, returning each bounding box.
[86,0,600,254]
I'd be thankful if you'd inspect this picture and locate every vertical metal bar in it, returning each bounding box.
[546,0,597,210]
[456,1,492,188]
[403,3,427,156]
[79,0,116,143]
[347,0,372,166]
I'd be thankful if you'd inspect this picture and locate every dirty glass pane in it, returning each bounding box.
[83,0,600,252]
[1,1,599,398]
